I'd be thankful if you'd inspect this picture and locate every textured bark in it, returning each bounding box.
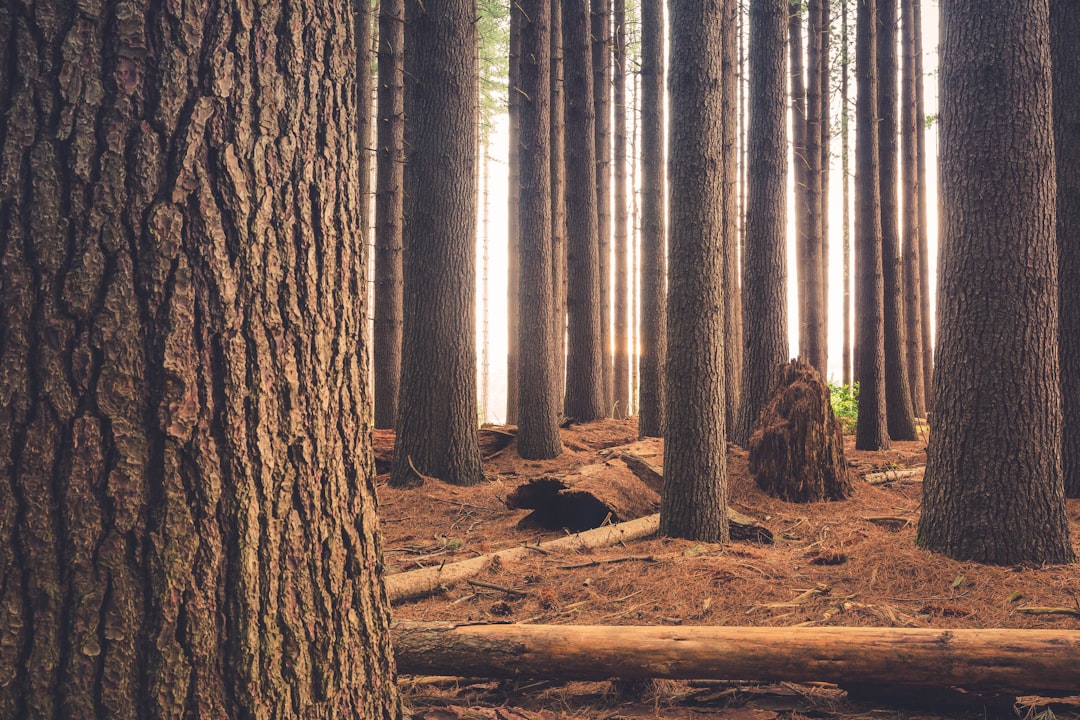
[900,0,926,418]
[507,8,522,424]
[802,0,826,374]
[613,0,630,420]
[563,0,605,422]
[552,0,568,409]
[375,0,406,429]
[818,0,831,354]
[1052,0,1080,498]
[854,0,890,451]
[914,0,933,408]
[517,0,564,460]
[722,0,742,440]
[876,0,917,441]
[0,1,402,717]
[841,0,853,388]
[918,0,1073,564]
[638,0,666,438]
[393,0,485,487]
[662,0,728,543]
[592,0,614,415]
[789,4,810,368]
[736,0,789,448]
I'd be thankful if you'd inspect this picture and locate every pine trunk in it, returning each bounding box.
[613,0,630,420]
[804,0,826,373]
[722,0,743,440]
[507,9,522,425]
[913,0,933,409]
[841,0,853,388]
[593,0,614,415]
[552,0,568,410]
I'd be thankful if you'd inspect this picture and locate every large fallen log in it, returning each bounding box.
[392,622,1080,694]
[386,515,660,603]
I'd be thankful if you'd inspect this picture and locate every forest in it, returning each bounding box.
[0,0,1078,719]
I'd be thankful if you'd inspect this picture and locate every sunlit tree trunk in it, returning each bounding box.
[613,0,631,419]
[901,0,926,417]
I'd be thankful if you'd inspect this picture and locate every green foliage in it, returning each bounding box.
[477,0,510,140]
[829,381,859,435]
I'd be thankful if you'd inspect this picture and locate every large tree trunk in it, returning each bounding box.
[393,622,1080,694]
[854,0,891,451]
[593,0,614,415]
[613,0,631,420]
[722,0,743,440]
[877,0,918,441]
[517,0,564,460]
[393,0,485,487]
[552,0,569,409]
[663,0,728,542]
[736,0,789,448]
[507,8,522,425]
[638,0,667,438]
[1053,0,1080,498]
[0,1,401,717]
[375,0,406,429]
[563,0,606,423]
[918,0,1073,564]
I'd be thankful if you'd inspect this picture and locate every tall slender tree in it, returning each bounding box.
[789,3,813,369]
[564,0,606,422]
[919,0,1072,564]
[723,0,743,439]
[854,0,890,451]
[552,0,569,407]
[638,0,667,437]
[375,0,406,428]
[593,0,614,413]
[736,0,790,447]
[803,0,826,372]
[819,0,831,350]
[914,0,933,407]
[877,0,918,440]
[518,0,564,459]
[613,0,631,419]
[663,0,729,542]
[507,9,522,424]
[0,0,402,715]
[393,0,485,486]
[1052,0,1080,498]
[841,0,853,388]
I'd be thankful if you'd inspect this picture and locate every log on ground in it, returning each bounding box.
[392,622,1080,694]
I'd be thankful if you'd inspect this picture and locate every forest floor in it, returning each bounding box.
[377,419,1080,720]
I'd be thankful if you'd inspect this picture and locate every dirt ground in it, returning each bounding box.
[377,419,1080,720]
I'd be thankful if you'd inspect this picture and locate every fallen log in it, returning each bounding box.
[391,622,1080,694]
[385,514,660,603]
[865,466,925,485]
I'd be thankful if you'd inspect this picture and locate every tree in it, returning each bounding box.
[900,0,926,417]
[877,0,918,441]
[638,0,667,438]
[552,0,569,407]
[564,0,606,422]
[613,0,631,420]
[723,0,743,439]
[854,0,890,451]
[736,0,789,448]
[507,8,523,424]
[375,0,406,429]
[663,0,729,542]
[393,0,485,487]
[593,0,614,414]
[0,0,402,715]
[913,0,933,407]
[841,0,853,388]
[518,0,564,459]
[1053,0,1080,498]
[918,0,1073,564]
[802,0,827,373]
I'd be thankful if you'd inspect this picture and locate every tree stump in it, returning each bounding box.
[748,358,853,502]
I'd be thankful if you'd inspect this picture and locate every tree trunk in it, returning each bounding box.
[613,0,630,420]
[803,0,826,373]
[877,0,918,441]
[0,1,402,716]
[854,0,890,451]
[819,0,831,358]
[900,0,926,418]
[375,0,406,429]
[663,0,728,543]
[593,0,614,415]
[1052,0,1080,498]
[914,0,933,409]
[789,3,813,370]
[918,0,1073,564]
[552,0,568,410]
[736,0,789,448]
[563,0,606,423]
[393,0,485,487]
[517,0,564,460]
[723,0,743,440]
[841,0,853,388]
[507,8,522,425]
[393,622,1080,694]
[638,0,667,438]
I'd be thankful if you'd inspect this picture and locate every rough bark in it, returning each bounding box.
[563,0,606,422]
[749,360,853,503]
[393,622,1080,694]
[376,0,406,429]
[914,0,933,408]
[803,0,826,373]
[722,0,743,440]
[552,0,568,409]
[877,0,917,441]
[841,0,853,388]
[638,0,667,438]
[819,0,831,355]
[0,1,402,716]
[663,0,728,543]
[789,3,812,370]
[736,0,789,448]
[918,0,1073,564]
[393,0,485,487]
[593,0,614,414]
[613,0,630,420]
[507,8,522,424]
[517,0,564,460]
[854,0,890,451]
[1053,0,1080,498]
[900,0,926,417]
